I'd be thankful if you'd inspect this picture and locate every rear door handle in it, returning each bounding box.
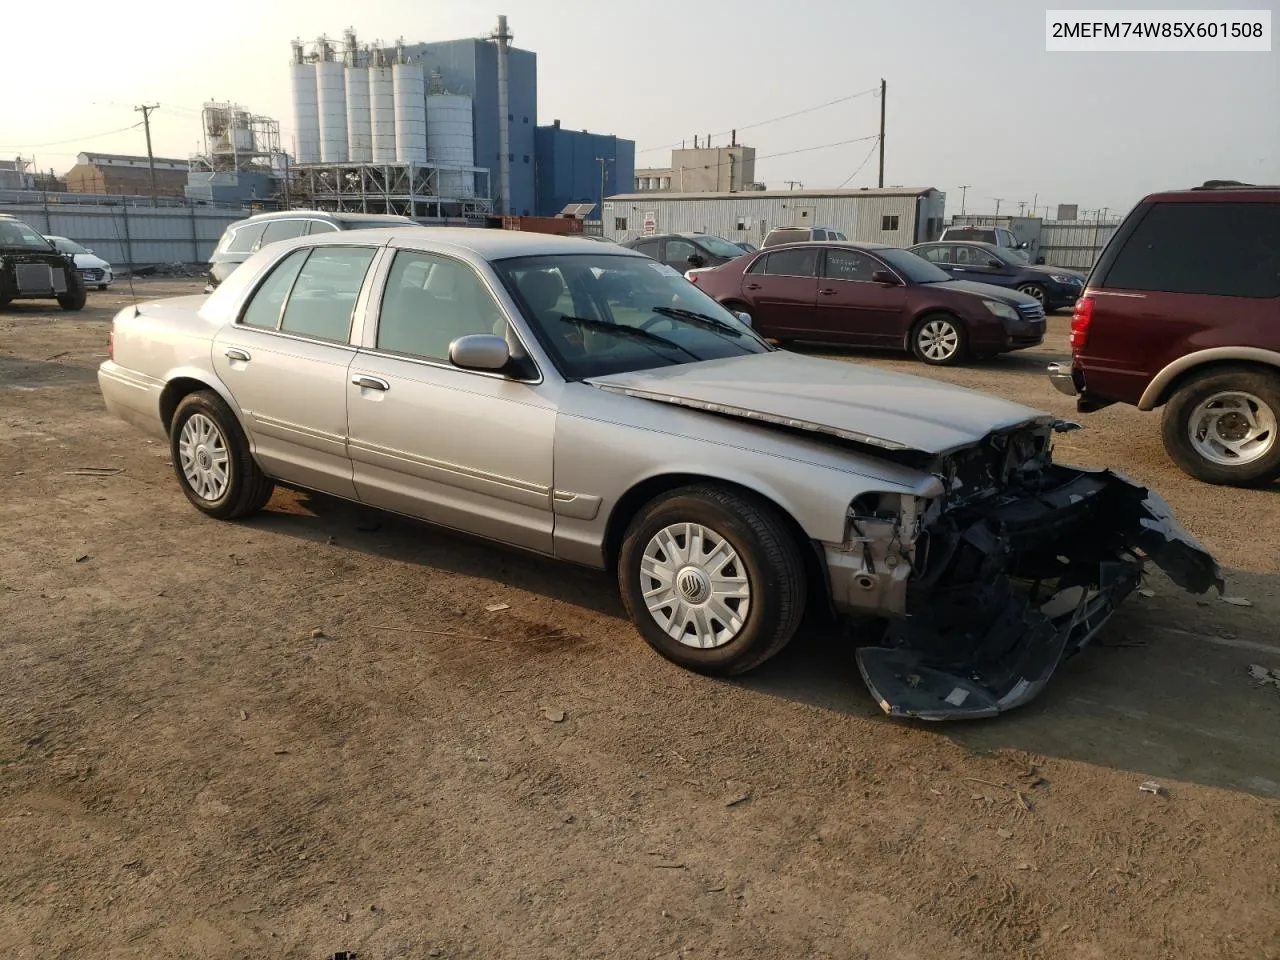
[745,283,762,290]
[224,347,251,362]
[819,288,836,296]
[351,375,390,392]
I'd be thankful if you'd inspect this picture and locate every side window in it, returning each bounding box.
[307,220,340,235]
[278,246,377,342]
[633,239,661,258]
[226,222,267,254]
[377,251,507,361]
[259,219,308,246]
[665,238,696,263]
[1104,202,1280,298]
[918,245,951,263]
[824,248,876,281]
[240,249,309,329]
[745,254,768,275]
[763,248,818,278]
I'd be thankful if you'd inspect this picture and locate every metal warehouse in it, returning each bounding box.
[601,187,946,248]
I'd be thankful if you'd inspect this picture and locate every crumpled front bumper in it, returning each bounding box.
[854,468,1221,721]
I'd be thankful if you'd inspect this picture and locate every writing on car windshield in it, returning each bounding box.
[494,254,771,379]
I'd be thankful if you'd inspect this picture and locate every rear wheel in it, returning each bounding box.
[169,390,275,519]
[617,485,806,676]
[1161,367,1280,487]
[56,271,86,311]
[911,313,968,365]
[97,284,108,291]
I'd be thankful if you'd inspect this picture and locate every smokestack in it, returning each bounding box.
[492,14,513,215]
[731,128,736,147]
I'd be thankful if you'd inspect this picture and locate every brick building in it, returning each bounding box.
[64,152,189,197]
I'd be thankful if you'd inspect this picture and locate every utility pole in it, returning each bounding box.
[993,197,1004,216]
[877,78,886,188]
[1017,201,1027,217]
[135,103,160,205]
[957,184,971,215]
[784,180,803,191]
[595,156,613,220]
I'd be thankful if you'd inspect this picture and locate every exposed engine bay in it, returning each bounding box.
[834,421,1223,719]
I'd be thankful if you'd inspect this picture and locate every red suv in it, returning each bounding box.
[1048,182,1280,486]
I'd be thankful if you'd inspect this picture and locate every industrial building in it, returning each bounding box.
[64,152,189,198]
[533,120,635,218]
[185,101,287,205]
[602,187,947,248]
[634,136,759,194]
[288,17,535,219]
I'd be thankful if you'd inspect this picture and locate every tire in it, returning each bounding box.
[1016,283,1047,307]
[1160,366,1280,487]
[617,484,807,677]
[910,313,968,366]
[98,284,108,291]
[56,271,86,311]
[169,390,275,519]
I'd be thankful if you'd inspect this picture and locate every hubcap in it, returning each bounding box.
[1018,283,1046,304]
[1188,391,1277,467]
[639,522,751,649]
[918,319,959,361]
[178,413,231,501]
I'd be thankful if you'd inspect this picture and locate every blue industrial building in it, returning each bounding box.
[534,121,636,219]
[399,38,538,215]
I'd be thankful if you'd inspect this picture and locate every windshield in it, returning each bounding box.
[51,237,88,255]
[873,247,953,284]
[0,219,56,251]
[493,253,772,379]
[693,234,749,259]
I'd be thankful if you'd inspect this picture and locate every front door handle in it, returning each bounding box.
[351,374,390,392]
[819,288,836,296]
[224,347,251,362]
[745,283,762,290]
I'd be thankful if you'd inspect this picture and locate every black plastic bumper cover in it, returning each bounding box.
[856,469,1221,721]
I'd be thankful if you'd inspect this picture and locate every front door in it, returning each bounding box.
[742,246,819,338]
[345,249,557,554]
[950,245,1015,288]
[212,244,379,499]
[812,247,906,344]
[662,236,699,273]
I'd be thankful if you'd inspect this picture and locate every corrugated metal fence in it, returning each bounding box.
[1038,220,1121,270]
[1,195,248,268]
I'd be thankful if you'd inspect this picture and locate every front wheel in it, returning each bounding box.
[169,390,275,519]
[911,313,968,365]
[97,284,108,291]
[1016,283,1047,307]
[617,485,806,676]
[1160,367,1280,487]
[57,272,86,311]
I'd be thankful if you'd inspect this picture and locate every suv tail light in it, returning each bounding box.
[1069,296,1094,353]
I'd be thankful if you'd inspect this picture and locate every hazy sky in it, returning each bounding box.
[4,0,1276,215]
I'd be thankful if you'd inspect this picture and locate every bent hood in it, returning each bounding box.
[587,352,1049,456]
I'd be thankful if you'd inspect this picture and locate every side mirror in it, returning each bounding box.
[735,311,753,328]
[871,270,900,286]
[1018,241,1029,249]
[686,254,705,268]
[85,247,94,254]
[449,334,510,372]
[987,258,1003,268]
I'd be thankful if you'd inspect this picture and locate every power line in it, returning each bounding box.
[0,122,143,150]
[636,86,880,155]
[837,138,881,188]
[675,133,881,177]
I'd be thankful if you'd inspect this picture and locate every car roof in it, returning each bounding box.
[237,210,417,224]
[1142,183,1280,203]
[302,226,652,260]
[757,240,891,252]
[913,240,998,250]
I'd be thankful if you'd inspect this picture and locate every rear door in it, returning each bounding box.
[813,247,907,343]
[741,247,819,337]
[211,244,378,498]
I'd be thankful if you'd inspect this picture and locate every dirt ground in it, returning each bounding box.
[2,278,1278,960]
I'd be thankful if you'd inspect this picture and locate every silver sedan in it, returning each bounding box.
[98,228,1220,720]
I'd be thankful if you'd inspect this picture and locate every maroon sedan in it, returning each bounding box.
[689,242,1046,365]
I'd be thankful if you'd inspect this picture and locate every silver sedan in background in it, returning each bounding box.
[98,228,1219,720]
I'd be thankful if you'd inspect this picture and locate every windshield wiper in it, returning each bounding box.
[649,305,744,338]
[557,315,701,362]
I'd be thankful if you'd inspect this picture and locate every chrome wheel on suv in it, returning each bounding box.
[1161,367,1280,487]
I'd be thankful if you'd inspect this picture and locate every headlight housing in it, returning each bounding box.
[983,299,1020,323]
[1050,273,1081,284]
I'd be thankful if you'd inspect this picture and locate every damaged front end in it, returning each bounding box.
[829,423,1223,720]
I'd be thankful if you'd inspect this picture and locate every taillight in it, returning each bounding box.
[1069,296,1094,353]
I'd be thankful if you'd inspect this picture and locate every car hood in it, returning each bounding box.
[933,279,1042,307]
[587,352,1049,456]
[73,253,110,269]
[1025,264,1085,279]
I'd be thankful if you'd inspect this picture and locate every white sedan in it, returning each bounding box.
[45,236,113,290]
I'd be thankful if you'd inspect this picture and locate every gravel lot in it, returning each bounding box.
[2,278,1278,959]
